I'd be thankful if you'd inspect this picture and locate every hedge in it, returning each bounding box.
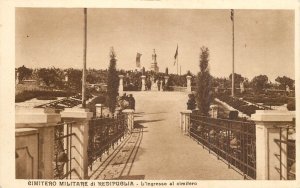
[15,90,75,103]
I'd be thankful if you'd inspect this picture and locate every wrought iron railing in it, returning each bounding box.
[54,121,76,179]
[88,113,127,170]
[189,114,256,179]
[274,120,296,180]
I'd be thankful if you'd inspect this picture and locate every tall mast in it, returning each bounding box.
[231,9,235,97]
[82,8,87,108]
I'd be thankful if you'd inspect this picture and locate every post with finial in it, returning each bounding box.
[118,75,124,95]
[141,75,146,91]
[186,75,192,92]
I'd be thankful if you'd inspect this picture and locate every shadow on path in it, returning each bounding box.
[135,119,165,124]
[116,175,145,180]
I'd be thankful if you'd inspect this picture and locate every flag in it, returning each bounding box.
[136,53,142,68]
[230,9,234,21]
[174,45,178,66]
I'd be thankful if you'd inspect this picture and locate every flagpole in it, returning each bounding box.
[180,65,181,76]
[177,53,179,75]
[231,9,235,97]
[82,8,87,108]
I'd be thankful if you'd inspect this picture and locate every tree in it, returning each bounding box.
[17,65,32,81]
[275,76,294,90]
[66,68,82,90]
[86,73,96,84]
[37,67,64,88]
[229,73,245,87]
[196,46,212,116]
[165,67,169,75]
[251,75,269,93]
[106,48,119,113]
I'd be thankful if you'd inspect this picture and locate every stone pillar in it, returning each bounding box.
[122,109,134,133]
[60,108,93,179]
[15,108,61,179]
[251,110,295,180]
[118,75,124,95]
[186,76,192,92]
[240,82,245,93]
[15,128,39,179]
[214,86,219,93]
[141,75,146,91]
[65,74,69,82]
[180,110,192,134]
[95,104,104,117]
[164,76,169,84]
[210,105,218,118]
[16,71,20,84]
[286,85,290,93]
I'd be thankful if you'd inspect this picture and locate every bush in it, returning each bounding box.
[217,95,262,116]
[287,99,295,111]
[243,95,289,106]
[15,90,75,103]
[36,96,58,100]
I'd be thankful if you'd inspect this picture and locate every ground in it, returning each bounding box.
[89,91,243,180]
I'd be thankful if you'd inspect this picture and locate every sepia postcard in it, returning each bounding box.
[0,0,299,188]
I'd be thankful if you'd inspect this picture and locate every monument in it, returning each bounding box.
[150,49,159,73]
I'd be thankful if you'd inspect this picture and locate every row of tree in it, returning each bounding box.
[194,47,295,115]
[17,66,294,94]
[16,47,294,115]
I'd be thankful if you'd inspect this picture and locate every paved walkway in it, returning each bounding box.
[91,91,243,180]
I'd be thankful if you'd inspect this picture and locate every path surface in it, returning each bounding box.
[92,91,243,180]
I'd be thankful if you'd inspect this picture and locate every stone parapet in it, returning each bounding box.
[15,108,61,179]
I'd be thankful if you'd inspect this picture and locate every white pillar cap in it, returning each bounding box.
[61,108,93,119]
[251,110,295,122]
[180,110,192,114]
[15,108,61,126]
[122,109,134,113]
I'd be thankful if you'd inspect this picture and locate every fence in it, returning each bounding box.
[189,114,256,179]
[16,106,135,179]
[53,121,76,179]
[87,114,127,170]
[274,120,296,180]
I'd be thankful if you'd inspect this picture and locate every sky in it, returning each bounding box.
[15,8,295,81]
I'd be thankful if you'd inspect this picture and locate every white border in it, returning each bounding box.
[0,0,299,188]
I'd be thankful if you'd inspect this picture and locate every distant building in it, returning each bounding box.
[150,49,159,73]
